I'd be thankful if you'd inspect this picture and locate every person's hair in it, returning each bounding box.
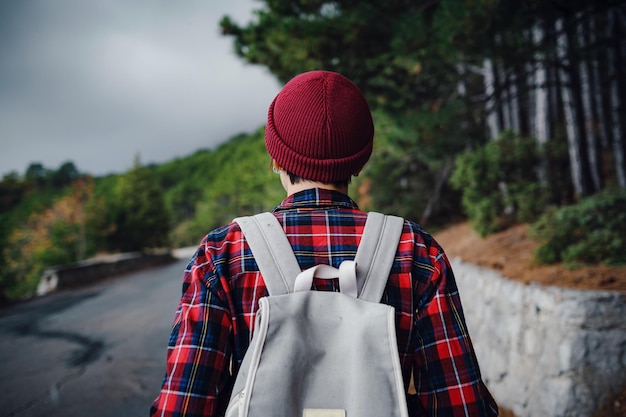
[269,160,351,188]
[286,170,351,188]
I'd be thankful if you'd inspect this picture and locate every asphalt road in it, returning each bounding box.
[0,257,190,417]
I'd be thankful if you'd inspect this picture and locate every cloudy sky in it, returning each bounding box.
[0,0,281,177]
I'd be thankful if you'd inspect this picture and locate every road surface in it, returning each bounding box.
[0,257,190,417]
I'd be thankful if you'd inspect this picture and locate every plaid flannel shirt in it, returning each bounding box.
[150,188,498,417]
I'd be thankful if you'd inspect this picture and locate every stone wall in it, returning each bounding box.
[37,251,176,296]
[452,258,626,417]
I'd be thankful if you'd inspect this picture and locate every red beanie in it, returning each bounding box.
[265,70,374,183]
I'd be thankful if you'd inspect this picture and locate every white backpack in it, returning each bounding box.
[227,212,408,417]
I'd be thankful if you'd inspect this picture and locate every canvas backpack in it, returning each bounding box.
[226,212,409,417]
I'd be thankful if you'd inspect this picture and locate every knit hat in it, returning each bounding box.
[265,70,374,183]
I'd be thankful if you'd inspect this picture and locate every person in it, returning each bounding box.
[150,70,498,417]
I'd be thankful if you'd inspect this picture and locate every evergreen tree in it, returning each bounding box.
[109,157,171,251]
[221,0,626,214]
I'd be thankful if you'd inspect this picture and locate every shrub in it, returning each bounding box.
[450,131,547,236]
[530,189,626,266]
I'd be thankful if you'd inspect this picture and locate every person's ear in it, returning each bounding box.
[271,159,282,174]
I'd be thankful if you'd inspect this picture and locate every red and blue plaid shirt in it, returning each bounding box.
[151,189,498,417]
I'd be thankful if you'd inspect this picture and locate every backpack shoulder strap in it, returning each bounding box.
[355,212,405,302]
[234,212,301,296]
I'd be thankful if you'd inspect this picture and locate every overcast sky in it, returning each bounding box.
[0,0,281,177]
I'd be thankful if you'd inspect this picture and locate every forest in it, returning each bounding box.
[1,0,625,301]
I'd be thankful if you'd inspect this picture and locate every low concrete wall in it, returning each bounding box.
[37,251,176,296]
[452,258,626,417]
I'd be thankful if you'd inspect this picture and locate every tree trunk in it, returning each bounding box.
[589,15,610,150]
[548,63,561,141]
[483,58,500,140]
[608,9,626,188]
[527,60,536,140]
[508,70,521,134]
[578,17,602,191]
[546,14,561,143]
[420,161,453,226]
[533,23,549,186]
[556,18,587,198]
[517,61,530,138]
[497,61,512,131]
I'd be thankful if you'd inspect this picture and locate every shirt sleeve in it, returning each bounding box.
[412,250,498,416]
[150,247,234,417]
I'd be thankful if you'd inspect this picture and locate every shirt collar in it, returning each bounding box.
[273,188,360,212]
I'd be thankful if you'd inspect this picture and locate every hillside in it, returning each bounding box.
[434,222,626,293]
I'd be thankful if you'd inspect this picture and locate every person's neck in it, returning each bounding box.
[281,174,349,196]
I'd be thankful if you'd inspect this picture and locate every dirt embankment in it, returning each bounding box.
[434,222,626,293]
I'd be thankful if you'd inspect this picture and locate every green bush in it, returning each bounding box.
[450,131,548,236]
[188,131,285,237]
[530,189,626,266]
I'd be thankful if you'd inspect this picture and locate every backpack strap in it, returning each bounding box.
[234,211,404,300]
[356,212,405,302]
[234,213,301,296]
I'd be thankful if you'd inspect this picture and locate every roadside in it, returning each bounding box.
[434,222,626,417]
[36,250,177,297]
[172,246,197,261]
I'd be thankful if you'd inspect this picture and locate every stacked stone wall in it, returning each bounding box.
[452,259,626,417]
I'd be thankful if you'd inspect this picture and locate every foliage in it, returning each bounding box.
[84,174,123,253]
[0,172,25,214]
[155,150,215,225]
[450,132,548,236]
[530,189,626,266]
[220,0,480,225]
[0,157,173,300]
[23,161,81,190]
[107,158,171,252]
[1,179,94,300]
[221,0,626,226]
[356,110,462,226]
[185,130,284,244]
[0,165,80,302]
[1,161,83,214]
